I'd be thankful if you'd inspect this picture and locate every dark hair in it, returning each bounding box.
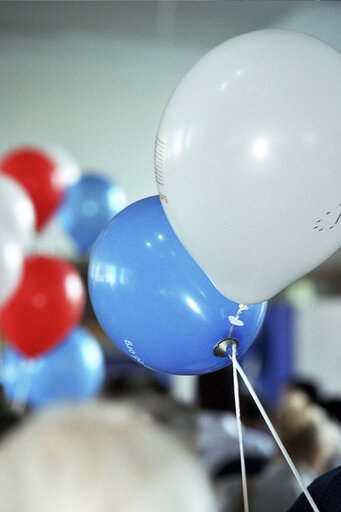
[0,386,23,439]
[239,393,263,423]
[197,367,235,411]
[287,379,319,403]
[320,398,341,424]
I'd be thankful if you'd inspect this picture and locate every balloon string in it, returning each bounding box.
[227,303,249,339]
[231,342,249,512]
[228,352,320,512]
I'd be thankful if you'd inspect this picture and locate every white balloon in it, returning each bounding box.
[42,144,81,188]
[0,229,23,306]
[0,174,36,249]
[155,30,341,304]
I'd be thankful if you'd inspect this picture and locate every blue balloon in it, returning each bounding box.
[2,327,105,408]
[58,173,126,254]
[88,196,267,375]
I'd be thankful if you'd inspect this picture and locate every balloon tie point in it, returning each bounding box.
[213,304,249,358]
[214,337,239,358]
[230,304,249,329]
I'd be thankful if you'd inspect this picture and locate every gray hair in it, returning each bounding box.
[0,401,215,512]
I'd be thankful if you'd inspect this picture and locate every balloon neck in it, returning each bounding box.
[214,303,248,357]
[214,337,239,358]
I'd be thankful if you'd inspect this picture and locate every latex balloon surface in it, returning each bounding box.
[0,230,23,307]
[155,30,341,304]
[2,327,105,408]
[89,196,267,375]
[0,255,85,357]
[0,174,36,248]
[58,173,126,254]
[0,146,65,229]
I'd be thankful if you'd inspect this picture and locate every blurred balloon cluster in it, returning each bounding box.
[57,173,127,255]
[0,144,123,408]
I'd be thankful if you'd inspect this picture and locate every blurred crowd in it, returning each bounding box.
[196,370,341,512]
[0,367,340,512]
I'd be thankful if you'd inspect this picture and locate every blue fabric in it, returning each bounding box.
[241,302,294,408]
[287,466,341,512]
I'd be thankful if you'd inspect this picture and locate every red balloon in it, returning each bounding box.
[0,147,65,230]
[0,256,85,357]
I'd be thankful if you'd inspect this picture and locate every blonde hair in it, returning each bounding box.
[0,401,214,512]
[278,391,340,473]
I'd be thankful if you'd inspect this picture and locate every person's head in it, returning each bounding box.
[0,401,214,512]
[277,391,340,474]
[103,372,195,447]
[285,378,320,404]
[127,391,196,448]
[102,372,169,399]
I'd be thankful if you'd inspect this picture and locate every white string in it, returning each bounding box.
[229,355,320,512]
[231,342,249,512]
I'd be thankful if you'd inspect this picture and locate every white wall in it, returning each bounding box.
[296,298,341,395]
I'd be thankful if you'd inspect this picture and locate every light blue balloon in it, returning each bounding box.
[2,327,105,408]
[58,173,126,254]
[88,196,267,375]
